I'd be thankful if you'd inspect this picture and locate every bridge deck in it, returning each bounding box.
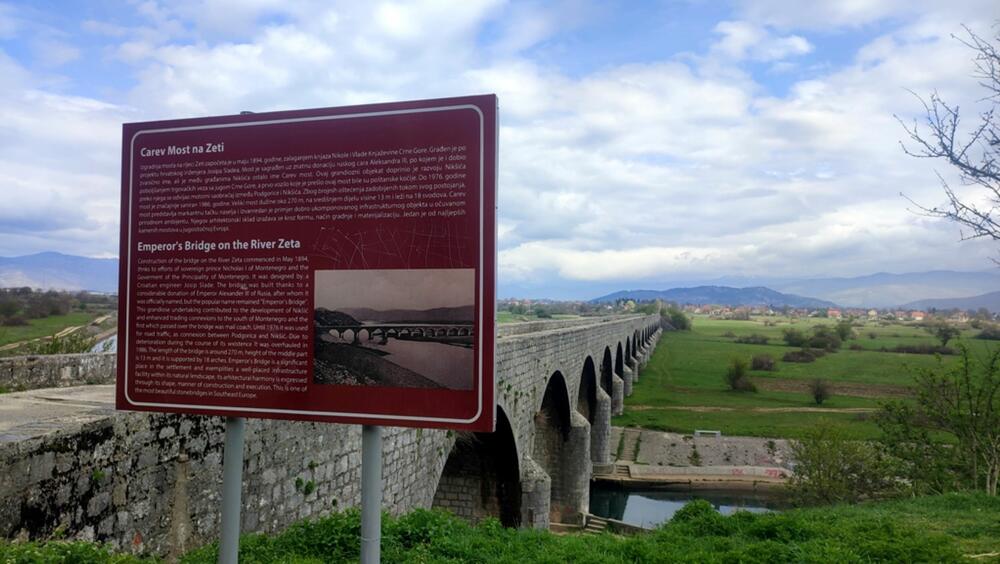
[0,385,115,443]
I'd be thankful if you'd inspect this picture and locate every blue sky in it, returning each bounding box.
[0,1,996,298]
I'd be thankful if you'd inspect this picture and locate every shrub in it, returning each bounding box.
[750,354,776,371]
[782,328,808,347]
[735,333,769,345]
[809,379,831,405]
[782,349,824,363]
[808,326,842,351]
[724,358,757,392]
[849,343,863,351]
[868,331,877,339]
[975,324,1000,340]
[1,314,27,326]
[721,331,736,338]
[891,344,954,355]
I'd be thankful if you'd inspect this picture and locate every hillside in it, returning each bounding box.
[770,270,1000,308]
[0,252,118,293]
[901,290,1000,313]
[591,286,836,308]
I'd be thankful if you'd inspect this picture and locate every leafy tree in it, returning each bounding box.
[809,379,831,405]
[663,306,691,331]
[899,26,1000,255]
[782,328,808,347]
[788,420,900,505]
[834,319,854,341]
[878,345,1000,495]
[924,319,962,346]
[808,326,842,351]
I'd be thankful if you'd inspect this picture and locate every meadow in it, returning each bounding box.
[0,311,107,348]
[614,314,995,439]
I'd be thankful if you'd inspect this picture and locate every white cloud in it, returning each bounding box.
[712,21,812,62]
[0,0,996,293]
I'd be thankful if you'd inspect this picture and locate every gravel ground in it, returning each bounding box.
[612,426,795,470]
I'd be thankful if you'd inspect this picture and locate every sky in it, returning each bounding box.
[315,269,474,310]
[0,0,997,299]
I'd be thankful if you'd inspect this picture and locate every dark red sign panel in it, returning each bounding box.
[117,95,497,431]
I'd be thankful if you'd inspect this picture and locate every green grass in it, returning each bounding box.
[0,311,103,347]
[4,493,996,562]
[618,315,998,439]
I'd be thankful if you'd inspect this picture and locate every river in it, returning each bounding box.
[352,336,474,390]
[590,484,790,528]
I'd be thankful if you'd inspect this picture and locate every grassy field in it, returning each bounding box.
[2,493,995,562]
[496,312,582,323]
[0,311,107,347]
[615,315,997,439]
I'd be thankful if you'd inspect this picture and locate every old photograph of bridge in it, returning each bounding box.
[313,268,476,390]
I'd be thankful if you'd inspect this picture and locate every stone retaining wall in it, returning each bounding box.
[0,352,115,392]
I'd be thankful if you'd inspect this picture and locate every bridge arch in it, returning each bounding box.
[615,342,624,376]
[577,357,611,464]
[432,407,522,527]
[600,347,614,397]
[625,337,633,368]
[534,371,589,523]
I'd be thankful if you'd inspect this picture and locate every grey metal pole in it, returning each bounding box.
[219,416,246,564]
[360,424,383,564]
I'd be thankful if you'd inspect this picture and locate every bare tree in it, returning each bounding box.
[898,25,999,253]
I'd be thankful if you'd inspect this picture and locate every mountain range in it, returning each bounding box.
[901,291,1000,313]
[0,252,118,293]
[592,286,837,309]
[2,252,998,310]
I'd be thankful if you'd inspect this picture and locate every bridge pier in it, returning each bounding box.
[621,365,633,397]
[611,375,624,415]
[591,387,612,464]
[519,456,551,530]
[555,411,591,525]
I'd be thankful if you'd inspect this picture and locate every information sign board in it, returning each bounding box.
[117,95,497,431]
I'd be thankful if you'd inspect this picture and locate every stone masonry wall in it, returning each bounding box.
[0,315,662,556]
[0,352,115,392]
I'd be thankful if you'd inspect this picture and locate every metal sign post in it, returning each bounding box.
[219,416,246,564]
[360,425,383,563]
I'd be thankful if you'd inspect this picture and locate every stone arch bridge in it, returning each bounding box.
[0,314,663,555]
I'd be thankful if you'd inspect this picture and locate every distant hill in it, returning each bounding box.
[341,306,475,323]
[770,270,1000,308]
[0,252,118,293]
[901,291,1000,313]
[592,286,837,308]
[314,308,361,326]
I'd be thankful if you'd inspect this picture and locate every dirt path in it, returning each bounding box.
[628,404,876,414]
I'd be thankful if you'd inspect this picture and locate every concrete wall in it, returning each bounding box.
[0,314,663,556]
[0,352,115,391]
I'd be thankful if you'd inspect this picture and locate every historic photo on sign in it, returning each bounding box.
[313,269,476,390]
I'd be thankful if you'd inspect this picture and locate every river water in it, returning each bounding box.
[334,335,474,390]
[590,484,790,528]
